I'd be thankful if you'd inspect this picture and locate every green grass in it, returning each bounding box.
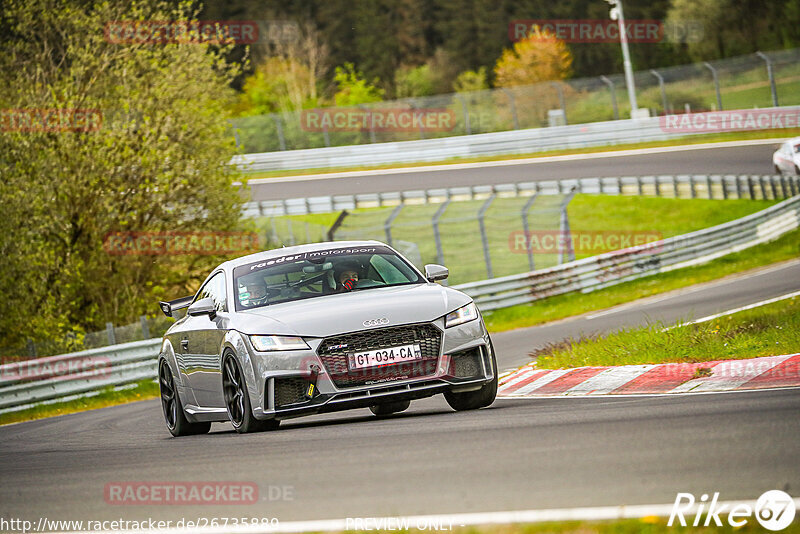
[0,379,159,426]
[533,293,800,369]
[241,128,798,179]
[483,227,800,333]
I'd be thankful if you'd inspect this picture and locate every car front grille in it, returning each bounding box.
[317,323,442,388]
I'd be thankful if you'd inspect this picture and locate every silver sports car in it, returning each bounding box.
[157,241,497,436]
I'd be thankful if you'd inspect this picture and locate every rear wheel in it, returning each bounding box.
[795,164,800,176]
[222,354,279,433]
[159,360,211,437]
[444,341,498,411]
[369,400,411,417]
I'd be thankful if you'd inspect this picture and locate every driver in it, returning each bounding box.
[244,279,269,305]
[335,262,361,292]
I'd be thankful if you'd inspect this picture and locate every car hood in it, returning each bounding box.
[232,283,472,338]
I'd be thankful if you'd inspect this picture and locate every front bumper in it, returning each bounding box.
[246,317,493,420]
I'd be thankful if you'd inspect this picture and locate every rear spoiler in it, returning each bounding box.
[159,296,194,318]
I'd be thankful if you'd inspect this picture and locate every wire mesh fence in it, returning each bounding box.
[232,48,800,153]
[331,194,574,285]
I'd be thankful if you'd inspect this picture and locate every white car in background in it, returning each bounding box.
[773,137,800,175]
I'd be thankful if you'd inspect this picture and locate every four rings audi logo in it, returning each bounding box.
[363,317,390,327]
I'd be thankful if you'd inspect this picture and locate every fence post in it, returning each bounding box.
[477,194,496,278]
[779,175,789,198]
[649,69,669,114]
[600,76,619,120]
[747,175,756,199]
[706,175,713,199]
[755,51,779,107]
[502,88,520,129]
[551,82,567,125]
[521,193,539,271]
[703,62,723,111]
[359,104,377,143]
[26,339,37,358]
[140,315,150,340]
[326,210,349,241]
[432,200,450,266]
[689,175,696,198]
[672,176,679,198]
[106,322,116,346]
[286,218,296,245]
[455,94,471,135]
[559,187,578,264]
[760,176,769,199]
[322,124,331,147]
[272,114,287,151]
[384,204,403,247]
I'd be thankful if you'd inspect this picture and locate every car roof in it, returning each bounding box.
[218,240,390,272]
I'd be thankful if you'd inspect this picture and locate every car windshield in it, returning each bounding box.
[232,245,423,310]
[794,144,800,153]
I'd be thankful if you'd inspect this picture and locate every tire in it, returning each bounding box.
[159,359,211,437]
[444,341,498,411]
[369,400,411,417]
[775,165,783,175]
[222,354,279,434]
[795,165,800,176]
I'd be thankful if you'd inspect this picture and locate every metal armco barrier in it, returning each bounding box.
[0,339,160,414]
[231,106,799,172]
[455,194,800,311]
[242,174,800,218]
[2,192,799,413]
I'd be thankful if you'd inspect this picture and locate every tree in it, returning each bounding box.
[0,0,246,352]
[494,34,573,87]
[234,23,329,115]
[453,67,489,92]
[332,63,385,106]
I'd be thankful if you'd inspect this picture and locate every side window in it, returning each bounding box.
[196,272,227,312]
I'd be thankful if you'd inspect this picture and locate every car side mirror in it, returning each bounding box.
[187,297,216,317]
[424,264,449,282]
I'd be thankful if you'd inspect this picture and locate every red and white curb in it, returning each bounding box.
[499,353,800,397]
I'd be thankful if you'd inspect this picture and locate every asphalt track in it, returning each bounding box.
[248,141,782,200]
[1,142,798,530]
[1,261,798,529]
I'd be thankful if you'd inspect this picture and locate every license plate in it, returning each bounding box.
[348,344,422,370]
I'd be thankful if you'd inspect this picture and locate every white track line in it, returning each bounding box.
[587,259,800,320]
[58,498,800,534]
[673,289,800,328]
[241,138,783,184]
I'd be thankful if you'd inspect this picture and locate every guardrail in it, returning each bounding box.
[455,194,800,311]
[0,339,160,414]
[242,173,800,218]
[231,106,798,172]
[3,192,799,414]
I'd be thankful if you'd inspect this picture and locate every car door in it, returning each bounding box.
[183,271,230,409]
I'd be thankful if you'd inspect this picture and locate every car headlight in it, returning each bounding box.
[249,335,309,352]
[444,302,478,328]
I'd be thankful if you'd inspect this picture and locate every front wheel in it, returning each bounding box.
[444,341,498,411]
[159,360,211,437]
[222,354,279,433]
